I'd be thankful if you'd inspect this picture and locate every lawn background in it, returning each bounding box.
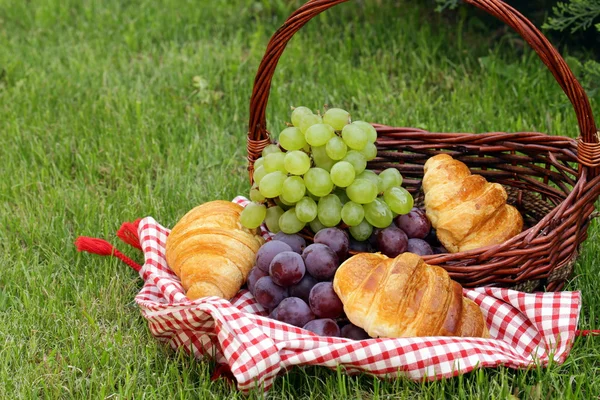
[1,0,599,398]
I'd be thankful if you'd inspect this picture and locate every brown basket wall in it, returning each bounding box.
[246,0,600,292]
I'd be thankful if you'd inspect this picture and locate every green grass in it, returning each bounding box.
[1,0,599,398]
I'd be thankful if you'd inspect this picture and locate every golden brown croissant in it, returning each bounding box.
[165,201,264,300]
[333,252,488,338]
[422,154,523,252]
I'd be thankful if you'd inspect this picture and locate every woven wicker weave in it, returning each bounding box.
[246,0,600,292]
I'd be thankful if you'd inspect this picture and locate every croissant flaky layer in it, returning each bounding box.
[165,201,264,300]
[423,154,523,252]
[333,252,489,338]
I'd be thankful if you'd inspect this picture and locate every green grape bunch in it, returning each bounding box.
[240,106,414,242]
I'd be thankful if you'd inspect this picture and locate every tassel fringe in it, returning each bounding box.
[117,219,142,250]
[75,236,142,272]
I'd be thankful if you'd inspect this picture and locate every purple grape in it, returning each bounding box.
[247,267,268,295]
[424,228,441,247]
[433,245,448,254]
[254,276,288,309]
[407,238,434,256]
[273,232,306,254]
[269,251,306,287]
[303,318,340,337]
[395,208,431,239]
[302,244,339,281]
[375,226,408,257]
[368,229,380,249]
[289,274,319,303]
[349,238,373,253]
[269,307,279,319]
[256,240,293,272]
[340,324,370,340]
[309,282,344,319]
[274,297,315,327]
[313,228,349,261]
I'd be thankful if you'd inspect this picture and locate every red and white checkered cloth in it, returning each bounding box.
[133,196,581,394]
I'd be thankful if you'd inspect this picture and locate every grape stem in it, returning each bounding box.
[266,198,278,208]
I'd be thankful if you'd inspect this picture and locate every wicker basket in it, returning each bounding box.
[246,0,600,292]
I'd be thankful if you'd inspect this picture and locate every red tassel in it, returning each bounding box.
[75,236,142,272]
[75,237,116,256]
[576,330,600,337]
[116,219,142,250]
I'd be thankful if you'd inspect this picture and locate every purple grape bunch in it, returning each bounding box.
[247,229,371,339]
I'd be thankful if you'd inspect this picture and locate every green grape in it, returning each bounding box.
[264,152,287,173]
[307,190,321,202]
[312,145,336,171]
[383,186,414,215]
[379,168,403,192]
[363,198,394,228]
[352,121,378,143]
[303,143,311,152]
[317,194,342,227]
[362,170,384,193]
[253,165,267,185]
[284,150,311,175]
[298,113,323,134]
[275,197,292,211]
[305,123,335,147]
[377,178,385,194]
[341,201,365,227]
[279,208,306,234]
[356,170,382,193]
[265,206,284,233]
[295,197,318,223]
[341,124,368,150]
[359,142,377,161]
[323,108,350,131]
[342,150,367,174]
[349,219,373,241]
[346,179,378,204]
[329,161,355,188]
[278,196,295,207]
[325,136,348,160]
[303,168,334,197]
[249,184,265,202]
[279,127,307,151]
[239,202,266,229]
[309,217,326,234]
[333,188,349,204]
[281,176,306,203]
[254,157,265,170]
[259,171,286,198]
[291,106,313,127]
[262,144,281,157]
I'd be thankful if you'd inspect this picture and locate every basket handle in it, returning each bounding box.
[247,0,599,175]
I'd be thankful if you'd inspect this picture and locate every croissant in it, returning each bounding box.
[165,201,264,300]
[333,252,488,338]
[422,154,523,253]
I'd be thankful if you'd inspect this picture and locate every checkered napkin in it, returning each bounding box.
[133,197,581,394]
